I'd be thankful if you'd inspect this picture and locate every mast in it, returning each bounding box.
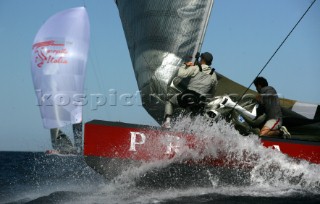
[193,0,214,61]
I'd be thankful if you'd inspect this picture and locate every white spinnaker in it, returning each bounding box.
[31,7,90,129]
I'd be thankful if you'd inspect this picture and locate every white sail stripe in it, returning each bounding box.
[292,102,318,120]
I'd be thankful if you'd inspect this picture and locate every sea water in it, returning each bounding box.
[1,117,320,203]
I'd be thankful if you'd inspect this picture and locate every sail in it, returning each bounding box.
[116,0,214,123]
[31,7,90,129]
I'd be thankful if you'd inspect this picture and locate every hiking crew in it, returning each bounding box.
[254,77,290,137]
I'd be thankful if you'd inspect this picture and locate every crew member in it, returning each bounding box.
[253,77,290,137]
[163,52,218,128]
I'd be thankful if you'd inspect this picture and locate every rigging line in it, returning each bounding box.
[84,5,104,94]
[88,46,103,92]
[229,0,317,112]
[194,0,214,59]
[83,8,108,121]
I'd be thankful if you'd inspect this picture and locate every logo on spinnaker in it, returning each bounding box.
[32,40,69,68]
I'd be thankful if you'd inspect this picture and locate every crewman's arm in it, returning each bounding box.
[256,94,262,103]
[177,62,197,78]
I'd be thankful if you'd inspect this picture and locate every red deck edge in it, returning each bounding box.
[84,120,320,165]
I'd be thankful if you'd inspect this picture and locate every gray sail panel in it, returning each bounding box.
[116,0,214,123]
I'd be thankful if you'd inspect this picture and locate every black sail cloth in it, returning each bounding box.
[116,0,214,123]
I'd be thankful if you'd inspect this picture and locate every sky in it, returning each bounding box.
[0,0,319,151]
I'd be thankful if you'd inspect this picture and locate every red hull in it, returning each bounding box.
[84,120,320,175]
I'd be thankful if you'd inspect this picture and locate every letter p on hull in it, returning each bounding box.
[129,132,146,152]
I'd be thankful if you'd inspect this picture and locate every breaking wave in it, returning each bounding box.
[84,116,320,203]
[5,116,320,203]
